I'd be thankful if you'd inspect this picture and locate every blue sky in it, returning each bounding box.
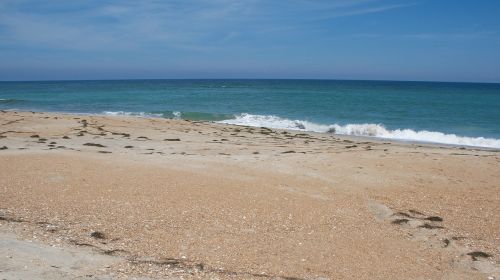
[0,0,499,82]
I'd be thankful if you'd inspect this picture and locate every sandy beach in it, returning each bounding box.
[0,110,499,279]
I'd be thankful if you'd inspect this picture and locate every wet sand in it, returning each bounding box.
[0,110,499,279]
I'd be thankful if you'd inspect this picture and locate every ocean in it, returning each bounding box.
[1,79,499,148]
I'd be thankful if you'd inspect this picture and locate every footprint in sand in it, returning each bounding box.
[369,202,499,277]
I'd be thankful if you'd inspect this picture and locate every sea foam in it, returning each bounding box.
[219,113,500,149]
[0,98,22,103]
[102,111,163,117]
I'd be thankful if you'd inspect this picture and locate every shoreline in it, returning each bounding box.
[3,109,499,151]
[1,110,499,279]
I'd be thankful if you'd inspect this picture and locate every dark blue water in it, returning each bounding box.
[1,79,499,148]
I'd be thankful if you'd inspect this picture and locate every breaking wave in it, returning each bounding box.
[0,98,23,104]
[218,113,500,149]
[102,111,163,118]
[101,110,234,121]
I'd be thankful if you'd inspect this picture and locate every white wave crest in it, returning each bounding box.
[219,113,500,149]
[102,111,162,117]
[172,111,182,119]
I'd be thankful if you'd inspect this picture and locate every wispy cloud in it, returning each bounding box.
[403,31,496,40]
[352,33,382,38]
[0,0,418,52]
[328,2,416,18]
[294,1,416,22]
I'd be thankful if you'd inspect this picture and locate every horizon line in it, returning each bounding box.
[1,77,499,85]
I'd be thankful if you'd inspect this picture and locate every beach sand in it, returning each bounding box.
[0,110,499,279]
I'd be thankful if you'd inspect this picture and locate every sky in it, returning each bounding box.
[0,0,499,82]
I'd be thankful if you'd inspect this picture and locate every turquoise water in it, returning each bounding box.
[1,79,499,148]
